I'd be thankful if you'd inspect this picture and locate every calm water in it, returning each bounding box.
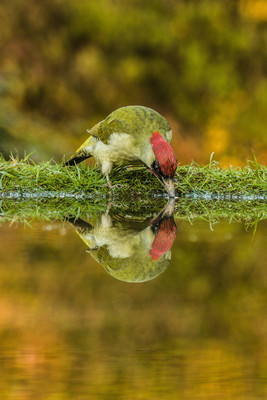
[0,207,266,399]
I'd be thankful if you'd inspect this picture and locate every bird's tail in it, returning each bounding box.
[63,136,95,166]
[63,151,92,166]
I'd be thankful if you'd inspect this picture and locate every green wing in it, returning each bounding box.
[89,115,131,144]
[64,105,171,165]
[89,105,171,144]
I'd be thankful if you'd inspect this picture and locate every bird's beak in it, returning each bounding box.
[162,178,176,198]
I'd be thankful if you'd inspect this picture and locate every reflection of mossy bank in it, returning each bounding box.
[0,195,266,228]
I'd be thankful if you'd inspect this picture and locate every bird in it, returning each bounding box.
[64,105,177,197]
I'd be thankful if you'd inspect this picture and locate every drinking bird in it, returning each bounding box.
[64,105,177,197]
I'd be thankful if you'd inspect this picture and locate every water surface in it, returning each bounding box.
[0,208,266,399]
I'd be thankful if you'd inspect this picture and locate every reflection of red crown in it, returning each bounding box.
[149,218,177,261]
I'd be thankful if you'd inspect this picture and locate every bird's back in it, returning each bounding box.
[90,105,172,144]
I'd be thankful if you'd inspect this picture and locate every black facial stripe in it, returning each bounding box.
[151,159,173,180]
[152,159,160,173]
[151,159,163,181]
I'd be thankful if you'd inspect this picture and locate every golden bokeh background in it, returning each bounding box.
[0,0,266,166]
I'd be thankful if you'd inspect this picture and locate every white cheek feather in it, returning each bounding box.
[166,129,172,143]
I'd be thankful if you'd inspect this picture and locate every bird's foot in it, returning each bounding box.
[110,184,123,189]
[104,180,123,190]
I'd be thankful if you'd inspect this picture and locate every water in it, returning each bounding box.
[0,204,266,399]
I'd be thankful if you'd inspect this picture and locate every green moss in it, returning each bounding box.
[0,154,266,197]
[0,155,266,225]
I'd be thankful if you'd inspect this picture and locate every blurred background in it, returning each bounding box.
[1,2,267,396]
[0,0,267,165]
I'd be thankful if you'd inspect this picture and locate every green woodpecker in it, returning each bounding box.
[64,105,177,197]
[67,200,176,283]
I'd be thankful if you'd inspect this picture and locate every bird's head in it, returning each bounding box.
[149,131,177,197]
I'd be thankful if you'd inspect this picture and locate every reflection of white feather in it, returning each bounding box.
[83,215,155,259]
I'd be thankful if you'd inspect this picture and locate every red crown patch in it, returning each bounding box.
[150,131,177,178]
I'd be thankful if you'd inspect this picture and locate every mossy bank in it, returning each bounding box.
[0,155,266,225]
[0,155,266,199]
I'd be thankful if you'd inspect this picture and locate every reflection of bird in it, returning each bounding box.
[68,200,176,283]
[64,105,177,197]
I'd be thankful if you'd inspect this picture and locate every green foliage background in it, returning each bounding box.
[0,0,267,164]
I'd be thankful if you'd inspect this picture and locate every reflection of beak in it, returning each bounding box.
[162,197,175,217]
[162,178,176,198]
